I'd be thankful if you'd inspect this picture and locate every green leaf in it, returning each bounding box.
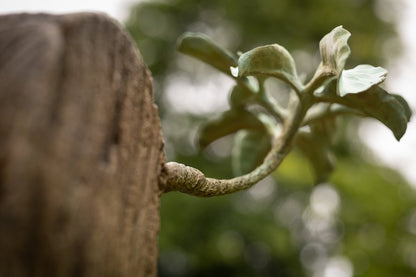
[237,44,302,91]
[177,32,237,75]
[341,87,409,140]
[295,130,335,184]
[229,84,256,109]
[319,26,351,77]
[317,79,409,140]
[198,109,267,149]
[338,64,388,96]
[391,94,412,121]
[231,130,272,176]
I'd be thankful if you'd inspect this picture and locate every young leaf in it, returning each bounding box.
[319,26,351,77]
[338,64,388,96]
[177,32,237,75]
[237,44,302,91]
[231,130,272,176]
[306,26,351,92]
[198,109,267,149]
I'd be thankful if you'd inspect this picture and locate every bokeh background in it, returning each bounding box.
[2,1,416,276]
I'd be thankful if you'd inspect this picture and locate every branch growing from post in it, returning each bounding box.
[160,95,308,197]
[158,26,411,197]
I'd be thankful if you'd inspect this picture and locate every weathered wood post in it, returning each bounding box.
[0,13,164,276]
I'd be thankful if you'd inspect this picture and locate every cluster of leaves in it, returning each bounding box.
[126,1,413,276]
[177,26,411,184]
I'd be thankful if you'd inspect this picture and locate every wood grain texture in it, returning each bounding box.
[0,13,164,277]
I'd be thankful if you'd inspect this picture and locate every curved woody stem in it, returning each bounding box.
[160,94,310,197]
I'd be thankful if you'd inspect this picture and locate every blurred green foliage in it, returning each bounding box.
[125,0,416,276]
[126,0,401,86]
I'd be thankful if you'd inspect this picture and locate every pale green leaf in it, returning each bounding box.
[338,64,388,96]
[198,109,267,149]
[319,26,351,76]
[177,32,237,75]
[237,44,302,91]
[231,130,272,176]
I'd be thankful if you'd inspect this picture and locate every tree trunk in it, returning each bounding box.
[0,13,164,277]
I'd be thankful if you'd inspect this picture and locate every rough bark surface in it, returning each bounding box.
[0,13,164,277]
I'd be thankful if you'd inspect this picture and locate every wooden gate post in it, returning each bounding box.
[0,13,164,277]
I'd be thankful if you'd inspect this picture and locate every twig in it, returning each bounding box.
[160,94,309,197]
